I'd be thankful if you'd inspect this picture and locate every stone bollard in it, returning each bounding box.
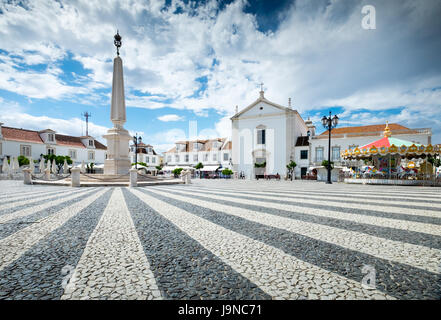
[44,168,51,180]
[23,168,32,185]
[129,168,138,187]
[186,172,192,184]
[71,167,81,187]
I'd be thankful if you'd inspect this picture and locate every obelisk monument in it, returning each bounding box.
[103,31,131,175]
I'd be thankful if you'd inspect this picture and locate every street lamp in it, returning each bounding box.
[133,133,142,169]
[321,111,339,184]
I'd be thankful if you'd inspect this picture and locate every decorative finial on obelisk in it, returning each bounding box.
[114,30,122,56]
[110,30,126,128]
[259,82,264,98]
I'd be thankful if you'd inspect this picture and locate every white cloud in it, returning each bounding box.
[0,0,440,143]
[157,114,185,122]
[0,111,109,143]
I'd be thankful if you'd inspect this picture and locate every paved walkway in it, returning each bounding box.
[0,180,439,300]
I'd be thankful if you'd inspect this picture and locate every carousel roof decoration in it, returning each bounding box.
[342,122,439,159]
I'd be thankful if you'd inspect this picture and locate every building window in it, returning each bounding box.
[193,154,198,162]
[89,140,94,147]
[257,129,266,145]
[256,157,265,164]
[69,150,77,159]
[0,142,2,155]
[213,153,217,161]
[193,143,199,151]
[48,134,55,142]
[167,156,171,162]
[204,153,208,161]
[88,151,95,160]
[332,147,341,161]
[300,150,308,160]
[223,153,229,161]
[20,145,31,157]
[185,154,189,162]
[152,157,156,163]
[146,156,150,163]
[316,147,324,162]
[47,147,55,155]
[175,155,179,162]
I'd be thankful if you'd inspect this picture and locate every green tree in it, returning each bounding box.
[254,161,266,168]
[172,167,183,178]
[195,162,204,179]
[42,154,72,173]
[155,165,162,171]
[286,161,297,181]
[321,160,334,170]
[221,168,233,177]
[17,155,30,167]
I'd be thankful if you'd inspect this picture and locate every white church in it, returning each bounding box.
[231,89,311,179]
[232,90,432,180]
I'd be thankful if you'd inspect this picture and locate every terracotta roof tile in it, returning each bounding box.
[2,127,44,144]
[55,134,85,148]
[1,126,106,149]
[318,123,414,137]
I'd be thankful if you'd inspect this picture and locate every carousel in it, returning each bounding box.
[341,123,440,186]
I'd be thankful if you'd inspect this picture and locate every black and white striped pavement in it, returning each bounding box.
[0,180,439,300]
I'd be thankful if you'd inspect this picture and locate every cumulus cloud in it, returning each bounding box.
[157,114,185,122]
[0,0,440,142]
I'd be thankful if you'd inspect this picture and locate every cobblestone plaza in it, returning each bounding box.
[0,180,439,300]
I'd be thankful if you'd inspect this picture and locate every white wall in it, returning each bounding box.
[0,139,105,165]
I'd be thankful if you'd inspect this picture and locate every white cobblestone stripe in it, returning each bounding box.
[0,189,77,211]
[0,188,62,201]
[0,188,93,224]
[192,183,441,199]
[181,186,440,218]
[148,187,441,274]
[170,186,441,237]
[129,188,394,300]
[61,188,161,300]
[185,185,441,209]
[0,188,107,273]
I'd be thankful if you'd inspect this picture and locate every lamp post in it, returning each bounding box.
[132,133,142,169]
[321,111,339,184]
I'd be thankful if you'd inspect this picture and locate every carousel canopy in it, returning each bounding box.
[342,123,439,159]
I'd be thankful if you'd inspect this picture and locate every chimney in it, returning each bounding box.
[235,105,238,114]
[288,98,291,108]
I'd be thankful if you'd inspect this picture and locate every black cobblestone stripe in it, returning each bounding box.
[0,189,63,206]
[170,187,441,226]
[143,189,441,300]
[0,188,91,217]
[153,187,441,250]
[0,189,113,300]
[0,189,98,240]
[188,186,441,206]
[122,188,270,300]
[186,185,441,202]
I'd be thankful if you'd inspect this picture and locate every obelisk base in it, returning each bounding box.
[103,127,131,175]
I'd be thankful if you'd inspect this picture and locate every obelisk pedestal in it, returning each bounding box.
[104,37,131,175]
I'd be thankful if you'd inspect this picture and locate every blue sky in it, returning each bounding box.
[0,0,440,152]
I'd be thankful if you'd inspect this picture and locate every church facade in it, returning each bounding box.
[231,90,309,179]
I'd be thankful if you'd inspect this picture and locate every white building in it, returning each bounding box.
[129,142,160,170]
[231,90,307,179]
[294,122,432,181]
[0,123,106,170]
[164,138,232,175]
